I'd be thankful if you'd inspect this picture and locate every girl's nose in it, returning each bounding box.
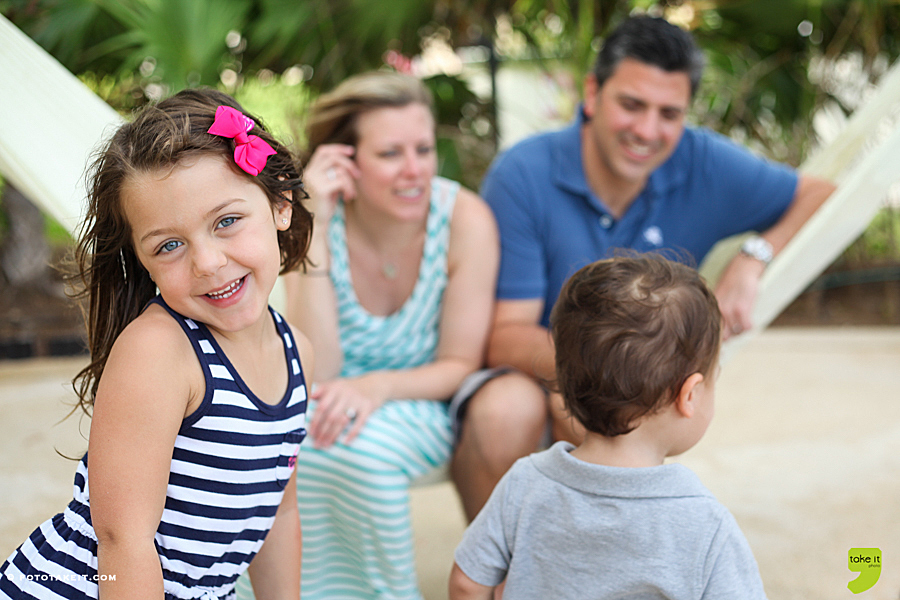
[191,243,227,277]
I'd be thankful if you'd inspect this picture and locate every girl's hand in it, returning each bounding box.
[304,144,360,224]
[309,375,389,448]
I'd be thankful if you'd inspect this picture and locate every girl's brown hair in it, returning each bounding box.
[71,88,312,416]
[550,253,721,437]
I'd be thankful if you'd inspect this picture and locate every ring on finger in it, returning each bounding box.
[326,168,336,181]
[345,407,357,420]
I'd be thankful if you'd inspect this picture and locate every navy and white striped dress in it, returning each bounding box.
[0,298,308,600]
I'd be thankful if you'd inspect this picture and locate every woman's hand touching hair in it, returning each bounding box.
[303,144,360,224]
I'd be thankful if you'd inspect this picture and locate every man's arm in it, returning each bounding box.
[715,174,835,338]
[487,299,553,380]
[487,298,585,443]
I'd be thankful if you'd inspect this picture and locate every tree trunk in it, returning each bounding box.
[1,184,51,288]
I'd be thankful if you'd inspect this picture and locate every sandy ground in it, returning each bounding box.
[2,327,899,599]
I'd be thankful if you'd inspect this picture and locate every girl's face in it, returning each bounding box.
[123,154,291,336]
[352,103,437,221]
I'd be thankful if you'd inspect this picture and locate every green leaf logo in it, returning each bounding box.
[848,548,881,594]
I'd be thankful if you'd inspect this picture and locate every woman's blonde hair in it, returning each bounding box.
[305,71,433,156]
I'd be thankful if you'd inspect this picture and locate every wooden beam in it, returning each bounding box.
[0,14,123,233]
[720,59,900,361]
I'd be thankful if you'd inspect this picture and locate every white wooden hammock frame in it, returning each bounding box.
[3,14,900,486]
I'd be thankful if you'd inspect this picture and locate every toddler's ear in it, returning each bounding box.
[674,372,705,419]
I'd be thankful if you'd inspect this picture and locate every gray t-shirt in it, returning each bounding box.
[454,442,767,599]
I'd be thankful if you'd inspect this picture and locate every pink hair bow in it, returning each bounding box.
[207,106,276,176]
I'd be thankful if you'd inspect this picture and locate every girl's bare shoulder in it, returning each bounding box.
[99,303,203,414]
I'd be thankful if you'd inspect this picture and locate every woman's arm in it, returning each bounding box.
[283,227,341,379]
[88,307,199,599]
[310,188,500,446]
[284,143,359,380]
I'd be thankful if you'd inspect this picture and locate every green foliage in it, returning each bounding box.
[2,0,126,73]
[691,0,900,165]
[5,0,900,267]
[232,74,313,152]
[43,213,74,247]
[92,0,251,91]
[78,72,145,114]
[423,74,496,189]
[839,207,900,267]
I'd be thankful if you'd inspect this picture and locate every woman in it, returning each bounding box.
[283,72,545,599]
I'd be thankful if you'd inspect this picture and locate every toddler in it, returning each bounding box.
[450,254,767,599]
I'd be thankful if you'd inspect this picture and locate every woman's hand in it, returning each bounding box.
[309,374,390,448]
[303,144,360,224]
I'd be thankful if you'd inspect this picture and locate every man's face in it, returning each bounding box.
[583,57,692,188]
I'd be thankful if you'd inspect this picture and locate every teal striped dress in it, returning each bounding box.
[300,177,458,599]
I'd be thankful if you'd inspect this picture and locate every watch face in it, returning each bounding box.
[742,236,773,264]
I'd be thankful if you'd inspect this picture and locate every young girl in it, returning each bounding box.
[0,88,314,600]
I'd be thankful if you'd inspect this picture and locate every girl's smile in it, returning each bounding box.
[204,274,248,304]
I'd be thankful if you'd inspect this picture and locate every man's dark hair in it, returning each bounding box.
[550,254,721,437]
[593,15,705,97]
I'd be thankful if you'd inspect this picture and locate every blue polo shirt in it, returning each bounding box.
[481,111,798,326]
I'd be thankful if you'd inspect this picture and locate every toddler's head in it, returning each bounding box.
[550,254,721,438]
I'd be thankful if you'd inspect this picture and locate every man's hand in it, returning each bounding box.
[714,252,766,340]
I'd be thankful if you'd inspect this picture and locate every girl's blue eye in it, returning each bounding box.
[417,145,434,155]
[160,240,182,254]
[218,216,238,229]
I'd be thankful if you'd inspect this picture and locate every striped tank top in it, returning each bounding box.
[329,176,459,377]
[0,297,308,600]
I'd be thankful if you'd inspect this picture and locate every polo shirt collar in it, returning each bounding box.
[551,106,592,198]
[532,442,713,499]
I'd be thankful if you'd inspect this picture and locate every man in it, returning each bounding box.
[452,14,834,504]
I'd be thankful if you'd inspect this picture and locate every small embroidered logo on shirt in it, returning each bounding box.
[643,226,664,246]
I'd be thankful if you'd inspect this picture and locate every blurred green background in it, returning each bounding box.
[2,0,899,328]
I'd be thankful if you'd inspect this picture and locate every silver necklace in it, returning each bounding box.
[382,261,398,279]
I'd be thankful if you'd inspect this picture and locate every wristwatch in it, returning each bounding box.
[739,235,774,266]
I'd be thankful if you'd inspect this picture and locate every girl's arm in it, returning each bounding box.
[246,470,302,600]
[89,308,199,599]
[449,563,494,600]
[310,188,500,446]
[246,326,311,598]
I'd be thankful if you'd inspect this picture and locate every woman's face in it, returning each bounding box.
[352,103,437,221]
